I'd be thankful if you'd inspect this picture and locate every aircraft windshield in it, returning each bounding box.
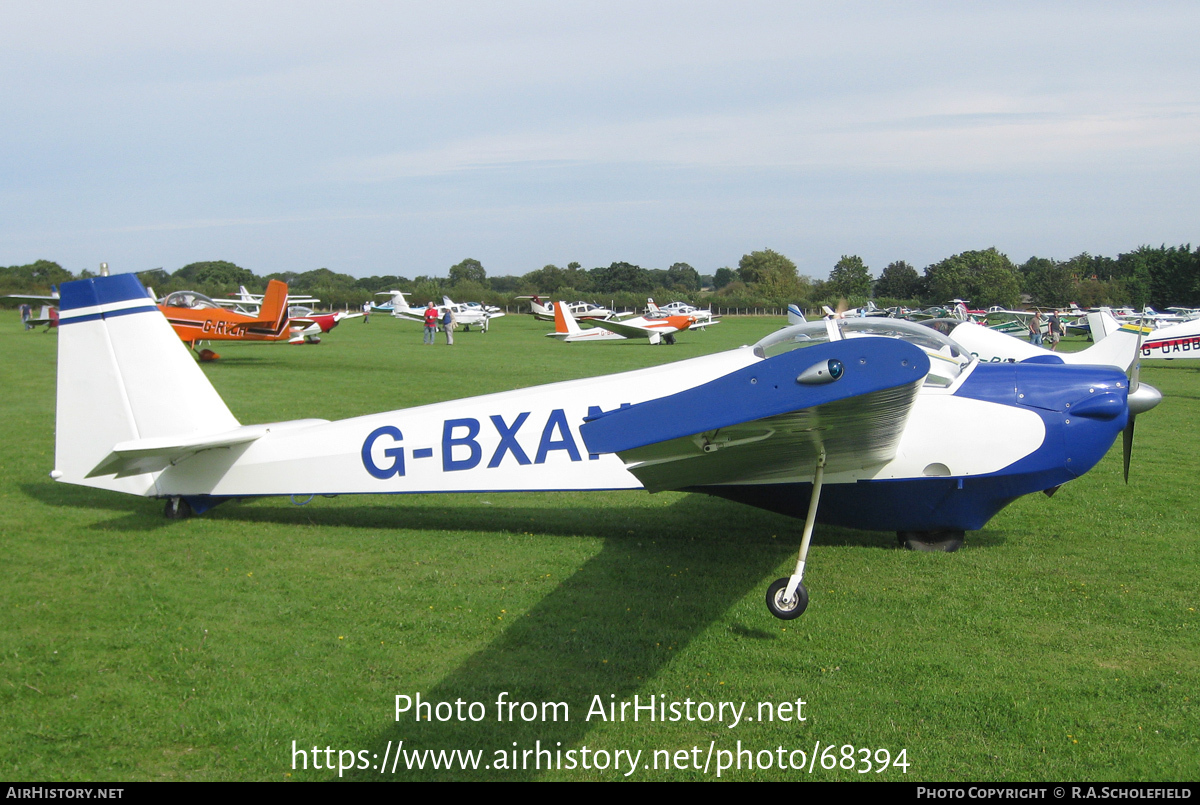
[754,318,973,387]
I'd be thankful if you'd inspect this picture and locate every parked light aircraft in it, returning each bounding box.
[546,301,626,342]
[376,291,492,330]
[1091,313,1200,361]
[21,304,59,329]
[158,280,318,350]
[217,285,321,311]
[647,299,718,328]
[919,315,1148,372]
[443,296,502,329]
[53,275,1162,619]
[983,308,1089,337]
[7,289,61,329]
[287,306,362,335]
[520,296,616,322]
[586,309,697,345]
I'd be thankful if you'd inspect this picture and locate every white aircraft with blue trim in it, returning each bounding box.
[53,274,1161,619]
[918,313,1149,371]
[1089,310,1200,361]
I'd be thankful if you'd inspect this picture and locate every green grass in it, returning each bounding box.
[1,313,1197,781]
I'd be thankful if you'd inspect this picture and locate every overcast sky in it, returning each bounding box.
[2,1,1197,281]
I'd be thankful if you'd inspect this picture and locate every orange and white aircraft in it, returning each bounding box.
[550,301,695,344]
[158,280,305,353]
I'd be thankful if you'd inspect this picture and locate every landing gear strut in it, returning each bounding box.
[765,451,825,620]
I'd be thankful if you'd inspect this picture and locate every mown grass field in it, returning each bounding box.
[1,310,1197,781]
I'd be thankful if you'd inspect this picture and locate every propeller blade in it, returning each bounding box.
[1122,418,1134,484]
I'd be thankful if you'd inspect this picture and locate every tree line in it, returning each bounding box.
[3,244,1198,312]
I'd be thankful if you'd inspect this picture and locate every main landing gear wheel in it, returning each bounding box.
[766,578,809,620]
[897,530,964,552]
[164,496,193,520]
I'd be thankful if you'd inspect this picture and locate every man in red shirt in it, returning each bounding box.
[423,302,440,345]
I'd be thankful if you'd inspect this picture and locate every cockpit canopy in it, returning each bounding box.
[161,291,223,310]
[754,318,973,388]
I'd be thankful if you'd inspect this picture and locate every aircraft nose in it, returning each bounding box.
[1128,383,1163,416]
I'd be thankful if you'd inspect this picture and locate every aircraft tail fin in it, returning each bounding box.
[787,304,805,325]
[1072,320,1151,372]
[54,274,240,495]
[391,291,413,314]
[255,279,289,332]
[1086,310,1122,343]
[553,301,582,334]
[646,298,660,314]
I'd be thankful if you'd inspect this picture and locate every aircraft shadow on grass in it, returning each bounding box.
[24,481,1005,780]
[342,496,799,781]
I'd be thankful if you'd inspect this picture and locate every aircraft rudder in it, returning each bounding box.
[258,280,289,331]
[554,301,581,334]
[54,274,239,495]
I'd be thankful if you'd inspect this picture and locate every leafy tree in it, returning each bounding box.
[828,255,872,299]
[1021,256,1073,308]
[666,262,701,293]
[590,262,653,294]
[737,249,805,301]
[923,248,1020,309]
[712,267,737,290]
[1114,248,1155,308]
[489,275,524,294]
[522,264,566,293]
[0,259,74,298]
[448,258,486,286]
[174,260,256,291]
[873,261,921,300]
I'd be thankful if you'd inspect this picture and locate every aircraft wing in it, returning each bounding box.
[587,319,657,338]
[6,293,59,302]
[580,339,930,492]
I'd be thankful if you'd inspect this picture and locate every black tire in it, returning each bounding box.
[164,497,192,520]
[897,530,964,552]
[765,577,809,620]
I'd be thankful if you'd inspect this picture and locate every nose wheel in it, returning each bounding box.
[766,578,809,619]
[765,452,824,620]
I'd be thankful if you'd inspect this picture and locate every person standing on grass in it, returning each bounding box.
[1048,311,1062,351]
[362,300,371,324]
[1029,310,1044,346]
[423,302,439,345]
[443,307,456,345]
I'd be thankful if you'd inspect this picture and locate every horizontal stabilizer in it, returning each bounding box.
[88,419,329,478]
[581,339,930,491]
